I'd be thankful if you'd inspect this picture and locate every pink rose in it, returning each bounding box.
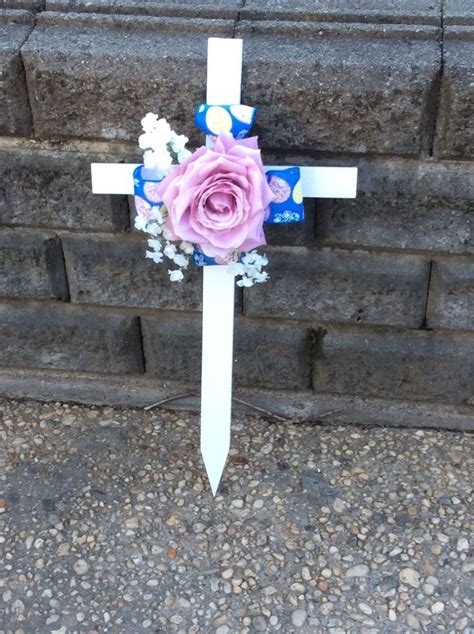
[155,132,274,259]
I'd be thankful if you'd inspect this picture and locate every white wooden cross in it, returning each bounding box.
[91,38,357,496]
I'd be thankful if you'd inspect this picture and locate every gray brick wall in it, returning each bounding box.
[0,1,473,427]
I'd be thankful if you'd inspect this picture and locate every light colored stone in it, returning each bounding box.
[431,601,444,614]
[399,567,421,588]
[291,609,307,628]
[456,537,469,552]
[346,564,369,578]
[73,559,89,575]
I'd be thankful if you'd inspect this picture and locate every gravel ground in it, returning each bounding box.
[0,398,472,634]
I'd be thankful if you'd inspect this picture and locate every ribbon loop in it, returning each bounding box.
[265,167,304,224]
[195,104,256,139]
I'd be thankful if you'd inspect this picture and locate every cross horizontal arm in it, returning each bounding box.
[91,163,358,199]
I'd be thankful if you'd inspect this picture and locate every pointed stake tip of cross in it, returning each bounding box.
[201,448,228,497]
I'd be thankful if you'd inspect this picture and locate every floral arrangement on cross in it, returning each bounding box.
[133,107,302,287]
[91,38,357,495]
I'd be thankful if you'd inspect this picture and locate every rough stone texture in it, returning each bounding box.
[0,12,34,136]
[244,247,431,328]
[21,13,233,143]
[0,300,144,374]
[0,399,472,631]
[444,0,474,25]
[241,0,442,25]
[313,326,474,404]
[315,158,474,255]
[141,312,312,389]
[1,1,44,8]
[62,234,203,310]
[0,228,68,300]
[236,21,440,155]
[0,146,130,231]
[45,0,241,18]
[427,258,474,331]
[434,26,474,159]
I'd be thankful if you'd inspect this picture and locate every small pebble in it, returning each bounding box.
[252,616,267,631]
[399,567,421,588]
[291,609,307,627]
[456,538,469,552]
[346,564,369,578]
[73,559,88,575]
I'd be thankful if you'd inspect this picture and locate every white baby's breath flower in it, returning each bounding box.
[141,112,159,133]
[134,215,148,232]
[143,149,157,170]
[154,150,173,173]
[168,269,184,282]
[154,118,173,143]
[164,243,177,259]
[254,271,269,283]
[180,241,194,255]
[146,250,163,264]
[144,221,162,237]
[138,132,156,151]
[170,132,189,153]
[173,253,189,268]
[147,239,162,251]
[227,262,246,276]
[236,276,254,288]
[149,206,164,225]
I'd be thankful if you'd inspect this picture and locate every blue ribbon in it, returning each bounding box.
[195,104,256,139]
[265,167,304,224]
[133,165,164,207]
[193,247,218,267]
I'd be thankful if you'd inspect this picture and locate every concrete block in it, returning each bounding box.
[313,325,474,404]
[315,158,474,255]
[244,247,431,328]
[0,300,144,374]
[435,26,474,158]
[236,20,440,155]
[2,2,44,9]
[141,312,312,389]
[427,258,474,330]
[45,0,240,19]
[0,228,68,300]
[0,12,34,136]
[241,0,441,25]
[0,146,129,231]
[21,13,234,143]
[62,233,203,310]
[444,0,474,25]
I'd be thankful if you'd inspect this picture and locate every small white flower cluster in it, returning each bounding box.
[135,207,194,282]
[228,251,269,287]
[139,112,192,176]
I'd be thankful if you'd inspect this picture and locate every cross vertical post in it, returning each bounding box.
[200,39,243,495]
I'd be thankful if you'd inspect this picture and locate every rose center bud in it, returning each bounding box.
[207,191,234,215]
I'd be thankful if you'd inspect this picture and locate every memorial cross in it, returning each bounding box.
[91,38,358,496]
